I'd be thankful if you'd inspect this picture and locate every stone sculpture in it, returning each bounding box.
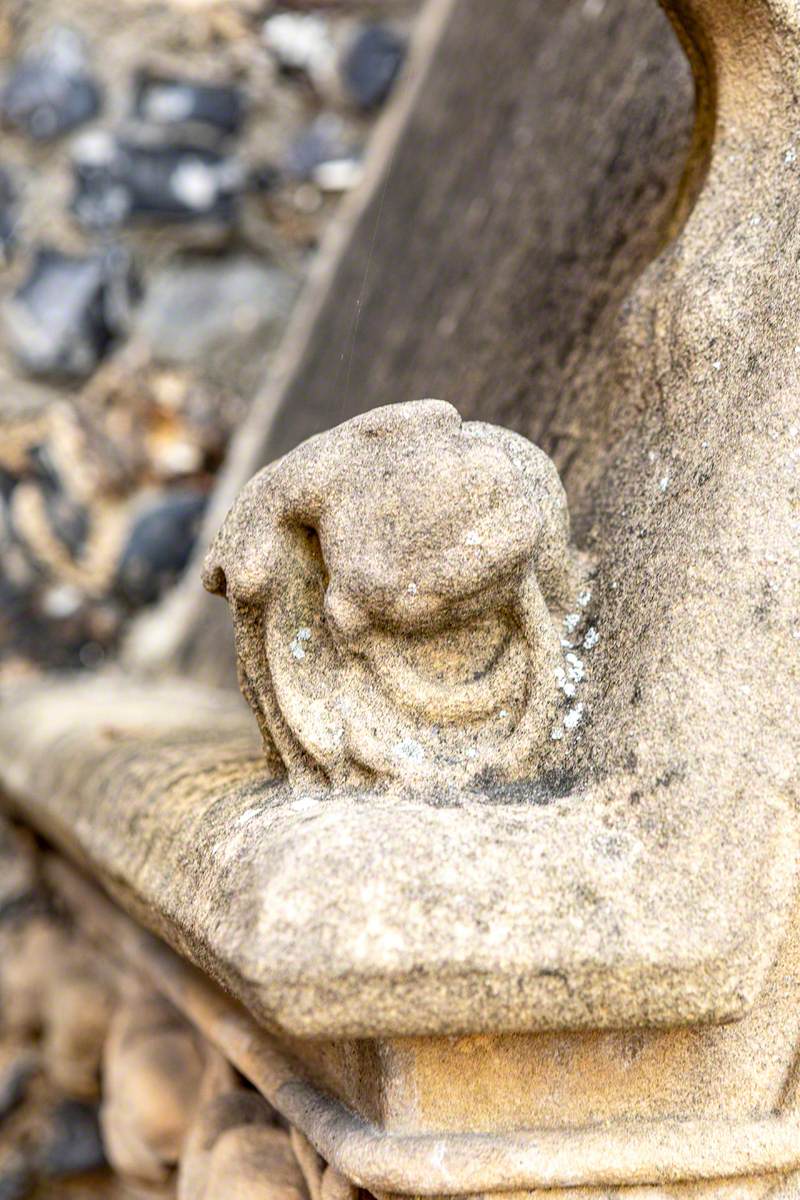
[202,399,581,789]
[2,0,800,1195]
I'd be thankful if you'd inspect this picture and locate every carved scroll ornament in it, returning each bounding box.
[203,400,580,789]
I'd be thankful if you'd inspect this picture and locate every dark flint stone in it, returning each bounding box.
[27,444,59,489]
[43,488,90,559]
[0,168,17,262]
[0,28,101,140]
[133,70,245,136]
[23,445,90,558]
[0,573,94,672]
[115,488,207,605]
[36,1100,106,1177]
[72,133,243,229]
[0,575,31,627]
[4,245,138,379]
[0,468,16,502]
[0,1159,32,1200]
[0,1054,36,1122]
[248,162,282,193]
[341,25,406,111]
[0,816,36,913]
[284,114,352,181]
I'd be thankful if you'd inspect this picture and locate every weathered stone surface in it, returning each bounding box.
[192,0,799,1053]
[35,860,800,1197]
[2,0,800,1194]
[0,675,795,1040]
[203,400,579,789]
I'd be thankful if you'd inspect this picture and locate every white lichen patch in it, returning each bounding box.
[289,794,320,814]
[555,666,576,699]
[564,703,585,731]
[290,626,312,660]
[212,807,267,865]
[234,807,263,829]
[394,738,424,764]
[553,583,598,740]
[566,652,585,683]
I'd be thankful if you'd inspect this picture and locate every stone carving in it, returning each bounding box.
[203,399,578,789]
[5,0,800,1195]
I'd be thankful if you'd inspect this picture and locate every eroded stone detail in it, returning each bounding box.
[203,399,578,789]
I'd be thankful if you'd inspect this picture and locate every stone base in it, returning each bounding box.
[37,856,800,1200]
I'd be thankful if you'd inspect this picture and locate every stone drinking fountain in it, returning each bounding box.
[1,0,799,1195]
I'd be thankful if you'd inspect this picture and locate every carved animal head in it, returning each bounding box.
[203,400,576,790]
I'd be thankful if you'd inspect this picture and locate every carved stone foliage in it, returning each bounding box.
[203,399,578,790]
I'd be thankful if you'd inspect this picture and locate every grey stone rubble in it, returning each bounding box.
[0,26,102,141]
[71,134,246,231]
[5,245,138,379]
[132,70,246,138]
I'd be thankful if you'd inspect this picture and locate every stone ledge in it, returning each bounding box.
[40,858,800,1194]
[0,673,797,1039]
